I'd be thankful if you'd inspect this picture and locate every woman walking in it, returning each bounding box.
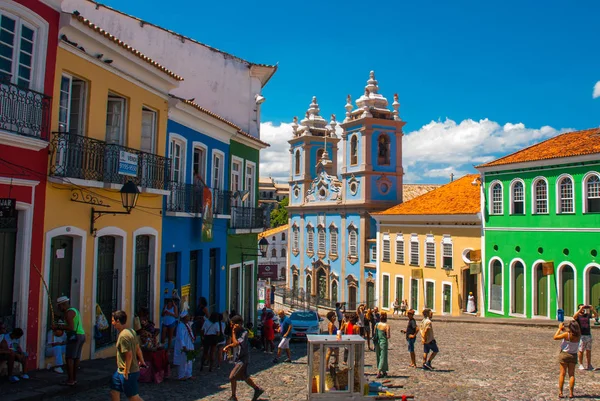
[374,312,391,378]
[200,312,220,372]
[554,320,581,398]
[262,311,275,354]
[161,298,178,350]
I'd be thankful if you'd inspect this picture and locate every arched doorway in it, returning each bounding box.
[348,285,357,310]
[588,266,600,307]
[511,261,525,315]
[317,269,327,299]
[366,281,375,308]
[489,259,503,312]
[534,263,548,317]
[561,265,575,316]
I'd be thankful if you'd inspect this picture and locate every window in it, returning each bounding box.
[292,226,299,251]
[271,248,277,258]
[349,229,358,257]
[350,135,358,165]
[558,176,574,213]
[281,248,286,258]
[330,227,338,255]
[586,174,600,213]
[395,235,404,264]
[194,145,208,185]
[0,12,35,88]
[534,179,548,214]
[140,107,157,153]
[512,181,524,215]
[382,275,390,309]
[425,235,435,267]
[245,162,256,206]
[58,74,87,134]
[410,234,419,266]
[165,252,178,283]
[377,134,390,165]
[382,236,391,262]
[281,232,286,241]
[491,182,503,215]
[316,148,324,162]
[442,235,453,269]
[169,137,185,183]
[425,280,435,309]
[106,94,126,145]
[371,246,377,261]
[212,151,224,189]
[317,227,326,254]
[395,276,403,301]
[307,225,314,253]
[294,150,300,175]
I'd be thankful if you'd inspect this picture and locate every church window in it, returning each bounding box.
[318,227,326,254]
[307,226,314,253]
[317,148,324,162]
[349,181,358,195]
[330,228,338,256]
[377,134,391,165]
[349,228,358,257]
[350,135,358,165]
[292,226,299,252]
[294,149,300,175]
[271,248,277,258]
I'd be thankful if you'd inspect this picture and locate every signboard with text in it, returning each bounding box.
[258,264,278,280]
[118,151,138,176]
[0,198,16,218]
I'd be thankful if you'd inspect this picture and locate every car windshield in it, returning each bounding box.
[290,312,317,321]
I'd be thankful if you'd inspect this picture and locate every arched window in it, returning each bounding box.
[317,227,326,254]
[377,134,390,165]
[317,269,327,298]
[585,174,600,213]
[558,176,574,213]
[316,148,324,162]
[294,150,301,175]
[491,182,503,215]
[307,225,314,253]
[331,281,338,304]
[533,179,548,214]
[330,227,338,256]
[349,229,358,257]
[292,225,299,252]
[511,181,524,215]
[271,248,277,258]
[281,232,286,241]
[350,135,358,165]
[281,248,286,258]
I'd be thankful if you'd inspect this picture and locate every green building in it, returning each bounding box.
[227,138,269,325]
[477,128,600,319]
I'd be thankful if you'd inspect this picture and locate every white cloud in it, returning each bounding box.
[594,81,600,99]
[260,118,572,183]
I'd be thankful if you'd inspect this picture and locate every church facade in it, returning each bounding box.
[286,72,405,309]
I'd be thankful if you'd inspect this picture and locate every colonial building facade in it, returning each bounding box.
[478,128,600,319]
[286,72,405,309]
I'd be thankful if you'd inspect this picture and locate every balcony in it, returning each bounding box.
[165,182,203,214]
[230,206,266,229]
[213,189,232,216]
[0,76,51,145]
[49,131,170,191]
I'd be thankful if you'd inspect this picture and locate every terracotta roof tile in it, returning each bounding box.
[258,224,288,239]
[72,14,184,81]
[376,175,481,215]
[478,127,600,168]
[402,184,441,202]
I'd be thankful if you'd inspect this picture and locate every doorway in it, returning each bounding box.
[134,235,151,315]
[366,282,375,309]
[230,265,240,314]
[242,262,253,323]
[50,236,73,323]
[348,286,357,310]
[189,250,199,316]
[443,283,451,314]
[96,236,118,348]
[561,265,575,316]
[534,263,548,317]
[410,279,419,311]
[0,215,18,330]
[209,249,217,312]
[463,268,477,312]
[511,261,525,315]
[588,266,600,307]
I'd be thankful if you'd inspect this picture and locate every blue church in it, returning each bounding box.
[286,72,405,309]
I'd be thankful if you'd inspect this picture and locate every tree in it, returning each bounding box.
[269,197,289,228]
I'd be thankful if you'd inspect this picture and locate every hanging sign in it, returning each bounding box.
[469,249,482,262]
[258,264,278,280]
[542,261,555,276]
[470,262,481,275]
[118,151,138,176]
[0,198,16,218]
[411,268,423,279]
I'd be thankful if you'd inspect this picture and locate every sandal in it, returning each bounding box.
[60,381,76,386]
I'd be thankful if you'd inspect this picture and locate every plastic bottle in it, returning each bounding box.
[336,328,342,340]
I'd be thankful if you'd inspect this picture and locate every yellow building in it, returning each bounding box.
[372,174,482,317]
[39,13,182,364]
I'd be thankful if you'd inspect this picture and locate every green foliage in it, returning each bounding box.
[269,197,289,228]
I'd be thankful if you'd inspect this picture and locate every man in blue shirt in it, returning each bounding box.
[273,310,292,363]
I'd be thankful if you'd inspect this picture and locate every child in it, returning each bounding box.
[46,326,66,373]
[173,310,195,380]
[1,328,29,382]
[224,315,265,401]
[420,308,439,370]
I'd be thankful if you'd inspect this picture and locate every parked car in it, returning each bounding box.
[288,310,322,339]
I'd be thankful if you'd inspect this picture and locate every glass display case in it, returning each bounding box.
[306,335,366,400]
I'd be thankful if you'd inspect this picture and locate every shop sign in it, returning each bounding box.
[258,264,278,279]
[118,151,138,176]
[0,198,16,218]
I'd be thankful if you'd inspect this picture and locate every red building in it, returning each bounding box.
[0,0,61,369]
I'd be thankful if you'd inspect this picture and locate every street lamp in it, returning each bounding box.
[90,180,140,235]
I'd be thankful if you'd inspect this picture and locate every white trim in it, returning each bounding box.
[487,256,504,315]
[0,131,49,151]
[508,258,527,318]
[244,160,257,206]
[582,171,600,214]
[489,180,503,215]
[441,281,453,315]
[485,227,600,232]
[211,149,226,189]
[393,274,405,303]
[395,233,404,264]
[0,177,39,187]
[371,214,481,224]
[409,277,420,312]
[242,260,256,323]
[230,155,244,200]
[165,211,201,218]
[91,226,127,355]
[381,272,390,310]
[461,248,474,264]
[409,234,419,266]
[168,100,235,145]
[131,227,159,322]
[168,133,188,184]
[556,173,575,214]
[425,235,436,268]
[424,278,436,311]
[583,263,600,306]
[40,225,87,368]
[228,263,242,313]
[531,176,549,215]
[531,259,551,319]
[557,261,578,317]
[192,141,208,184]
[509,178,525,215]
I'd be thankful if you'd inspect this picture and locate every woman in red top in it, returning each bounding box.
[342,314,360,363]
[263,311,275,354]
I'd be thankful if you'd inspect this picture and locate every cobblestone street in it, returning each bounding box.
[47,319,600,401]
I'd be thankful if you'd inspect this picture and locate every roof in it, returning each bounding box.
[376,175,481,215]
[402,184,441,202]
[72,13,184,81]
[258,224,288,239]
[478,127,600,168]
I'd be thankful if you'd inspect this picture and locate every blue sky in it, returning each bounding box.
[99,0,600,182]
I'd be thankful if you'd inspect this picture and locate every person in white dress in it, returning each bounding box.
[467,292,476,313]
[173,310,195,380]
[46,328,66,373]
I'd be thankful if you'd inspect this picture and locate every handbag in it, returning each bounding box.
[372,323,379,342]
[96,304,109,331]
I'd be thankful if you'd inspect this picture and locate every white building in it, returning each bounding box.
[258,224,288,282]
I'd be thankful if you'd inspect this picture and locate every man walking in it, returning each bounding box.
[55,296,85,386]
[420,308,439,370]
[273,310,292,363]
[400,309,419,367]
[574,304,597,370]
[335,303,345,325]
[110,310,146,401]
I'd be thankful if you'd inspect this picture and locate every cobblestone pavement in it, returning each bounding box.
[47,319,600,401]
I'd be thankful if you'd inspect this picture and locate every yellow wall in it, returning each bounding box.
[40,47,169,361]
[378,225,481,317]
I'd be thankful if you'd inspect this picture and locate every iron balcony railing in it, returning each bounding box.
[230,206,266,229]
[212,189,231,215]
[49,131,171,190]
[166,182,204,214]
[0,75,51,140]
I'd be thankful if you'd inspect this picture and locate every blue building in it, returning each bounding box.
[286,72,405,309]
[160,97,236,316]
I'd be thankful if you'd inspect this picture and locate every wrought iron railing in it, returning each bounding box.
[49,131,170,190]
[277,287,340,311]
[166,182,204,214]
[230,206,266,229]
[0,76,51,140]
[212,189,231,215]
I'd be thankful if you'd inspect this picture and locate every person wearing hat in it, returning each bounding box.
[173,310,195,380]
[467,292,476,314]
[54,296,85,386]
[400,309,419,368]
